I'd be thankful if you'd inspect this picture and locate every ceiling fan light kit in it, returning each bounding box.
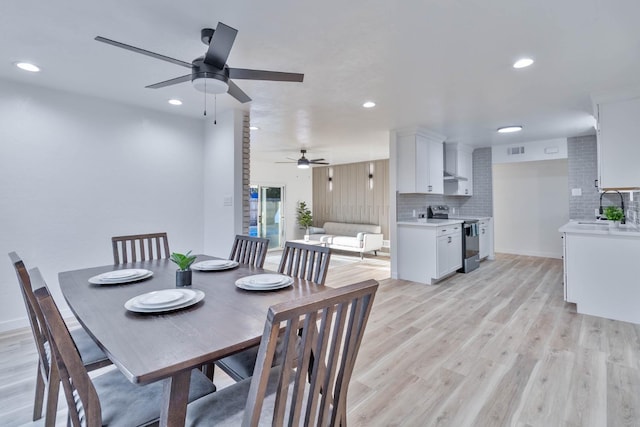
[95,22,304,104]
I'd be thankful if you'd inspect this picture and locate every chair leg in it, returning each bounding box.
[201,363,215,382]
[374,250,378,256]
[45,372,60,427]
[32,365,45,421]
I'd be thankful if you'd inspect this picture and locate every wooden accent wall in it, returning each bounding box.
[313,159,389,239]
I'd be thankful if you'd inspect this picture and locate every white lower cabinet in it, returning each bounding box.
[397,222,462,285]
[436,225,462,278]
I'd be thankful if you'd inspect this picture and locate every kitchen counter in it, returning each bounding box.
[559,220,640,237]
[448,215,491,221]
[397,219,463,227]
[560,220,640,324]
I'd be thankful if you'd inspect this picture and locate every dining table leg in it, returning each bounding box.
[160,370,191,427]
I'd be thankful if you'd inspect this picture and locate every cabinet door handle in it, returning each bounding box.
[448,236,452,243]
[428,185,432,192]
[482,229,485,234]
[465,189,468,194]
[594,179,598,188]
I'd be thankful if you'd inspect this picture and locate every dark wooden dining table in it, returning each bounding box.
[58,255,326,427]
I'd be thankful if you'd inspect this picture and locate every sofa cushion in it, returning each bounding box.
[321,222,381,237]
[307,226,326,234]
[331,236,361,249]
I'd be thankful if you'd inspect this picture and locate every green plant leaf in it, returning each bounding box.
[170,251,197,270]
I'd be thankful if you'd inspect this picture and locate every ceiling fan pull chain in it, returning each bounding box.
[214,94,217,125]
[203,78,207,117]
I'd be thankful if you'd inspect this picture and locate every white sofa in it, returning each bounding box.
[307,222,384,259]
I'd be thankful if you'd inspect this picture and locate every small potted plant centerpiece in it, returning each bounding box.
[296,201,313,241]
[604,206,624,228]
[170,251,197,287]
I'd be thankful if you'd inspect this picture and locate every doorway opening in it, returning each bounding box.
[249,185,285,249]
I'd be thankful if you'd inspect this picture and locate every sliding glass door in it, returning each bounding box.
[249,185,284,249]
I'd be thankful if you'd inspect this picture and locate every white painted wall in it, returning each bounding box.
[250,161,312,244]
[492,138,568,164]
[203,110,245,258]
[493,159,569,258]
[0,80,205,332]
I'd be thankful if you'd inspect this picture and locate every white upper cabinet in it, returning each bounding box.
[594,93,640,190]
[396,128,444,194]
[444,143,473,196]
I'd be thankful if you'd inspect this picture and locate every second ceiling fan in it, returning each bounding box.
[95,22,304,103]
[276,150,329,169]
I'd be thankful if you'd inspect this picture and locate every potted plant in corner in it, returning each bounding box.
[170,251,197,287]
[296,201,313,241]
[604,206,624,228]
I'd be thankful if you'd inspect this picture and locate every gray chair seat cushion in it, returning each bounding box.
[186,366,284,426]
[216,346,260,382]
[70,327,109,366]
[95,368,216,427]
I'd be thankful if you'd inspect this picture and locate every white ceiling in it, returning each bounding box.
[2,0,639,165]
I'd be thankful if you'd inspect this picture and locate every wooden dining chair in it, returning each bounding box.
[8,252,112,424]
[111,232,170,264]
[229,235,270,268]
[31,268,217,427]
[186,279,379,426]
[214,241,332,382]
[278,241,332,286]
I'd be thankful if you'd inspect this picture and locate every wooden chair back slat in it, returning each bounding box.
[241,279,378,427]
[229,235,269,268]
[111,232,170,265]
[278,241,331,286]
[31,269,103,427]
[8,252,54,422]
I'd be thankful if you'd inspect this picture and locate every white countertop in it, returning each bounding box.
[397,219,464,227]
[449,216,492,221]
[559,220,640,237]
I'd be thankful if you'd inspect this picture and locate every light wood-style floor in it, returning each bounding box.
[3,253,640,426]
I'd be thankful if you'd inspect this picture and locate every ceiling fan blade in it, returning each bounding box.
[228,68,304,82]
[204,22,237,69]
[275,161,297,164]
[227,80,252,103]
[308,158,325,162]
[95,36,192,68]
[310,162,330,165]
[145,74,192,89]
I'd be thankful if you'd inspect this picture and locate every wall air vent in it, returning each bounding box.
[507,146,525,155]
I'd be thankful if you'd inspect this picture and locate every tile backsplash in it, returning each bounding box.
[568,135,639,225]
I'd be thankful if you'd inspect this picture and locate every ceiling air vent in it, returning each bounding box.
[507,146,525,155]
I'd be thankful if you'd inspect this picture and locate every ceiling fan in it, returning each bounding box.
[95,22,304,103]
[276,150,329,169]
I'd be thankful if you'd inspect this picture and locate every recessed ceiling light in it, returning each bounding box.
[249,126,259,130]
[168,99,182,106]
[15,62,40,72]
[362,101,376,108]
[513,58,534,69]
[497,126,523,133]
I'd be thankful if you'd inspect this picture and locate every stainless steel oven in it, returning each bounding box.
[460,220,480,273]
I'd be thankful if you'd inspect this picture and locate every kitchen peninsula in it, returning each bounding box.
[560,221,640,324]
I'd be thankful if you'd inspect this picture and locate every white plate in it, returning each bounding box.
[135,290,185,307]
[192,260,239,271]
[245,274,289,286]
[235,275,294,291]
[129,288,196,309]
[125,289,204,313]
[89,269,153,285]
